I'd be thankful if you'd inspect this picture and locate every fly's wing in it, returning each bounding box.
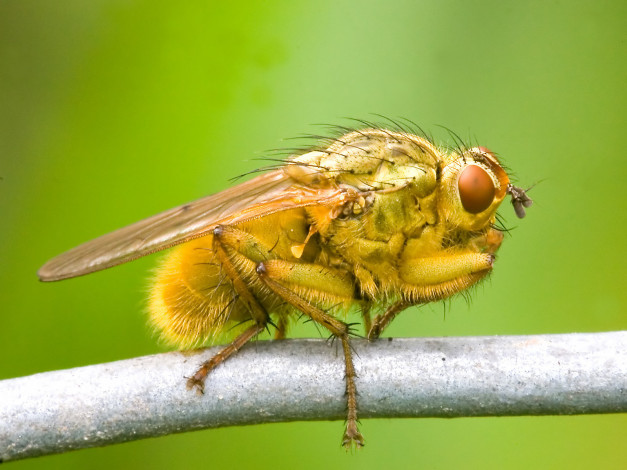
[38,169,354,281]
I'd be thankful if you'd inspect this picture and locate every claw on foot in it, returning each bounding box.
[367,326,381,341]
[186,370,207,395]
[342,423,365,450]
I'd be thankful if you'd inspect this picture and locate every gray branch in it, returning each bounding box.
[1,331,626,461]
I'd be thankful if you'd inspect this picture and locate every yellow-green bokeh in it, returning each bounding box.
[1,1,625,468]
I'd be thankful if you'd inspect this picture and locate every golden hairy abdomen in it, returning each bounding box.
[148,209,318,348]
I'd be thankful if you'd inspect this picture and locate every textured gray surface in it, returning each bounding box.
[1,331,626,461]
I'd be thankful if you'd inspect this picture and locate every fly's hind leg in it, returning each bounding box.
[187,322,266,393]
[255,259,364,449]
[186,225,270,394]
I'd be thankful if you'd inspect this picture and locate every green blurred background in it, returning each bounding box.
[1,0,625,468]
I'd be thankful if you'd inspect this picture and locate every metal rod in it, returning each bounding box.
[1,331,625,461]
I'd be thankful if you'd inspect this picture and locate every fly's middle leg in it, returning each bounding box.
[255,259,364,449]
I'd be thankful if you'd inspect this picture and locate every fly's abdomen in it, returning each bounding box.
[148,208,317,348]
[148,234,250,348]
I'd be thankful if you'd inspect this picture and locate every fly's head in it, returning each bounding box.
[438,146,531,255]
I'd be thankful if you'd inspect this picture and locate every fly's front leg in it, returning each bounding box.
[368,230,501,339]
[399,252,495,288]
[398,229,502,299]
[367,301,409,340]
[365,250,495,340]
[186,225,270,394]
[274,315,288,339]
[254,259,364,449]
[360,303,373,336]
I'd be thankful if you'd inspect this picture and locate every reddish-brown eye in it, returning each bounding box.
[458,165,495,213]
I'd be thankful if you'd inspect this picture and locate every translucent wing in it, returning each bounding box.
[38,169,355,281]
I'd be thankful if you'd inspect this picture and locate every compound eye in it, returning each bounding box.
[458,165,496,214]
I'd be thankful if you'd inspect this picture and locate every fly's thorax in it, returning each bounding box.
[438,147,510,231]
[286,128,438,193]
[236,208,319,263]
[355,184,437,241]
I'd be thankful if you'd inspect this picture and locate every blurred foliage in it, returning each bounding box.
[0,0,625,468]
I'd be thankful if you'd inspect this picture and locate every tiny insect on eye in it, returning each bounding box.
[458,165,496,214]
